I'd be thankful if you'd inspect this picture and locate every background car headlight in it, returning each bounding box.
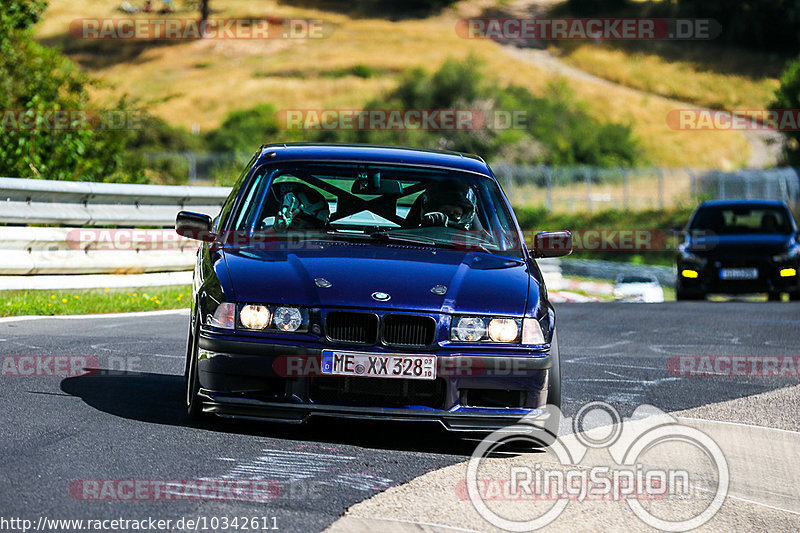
[522,318,545,344]
[451,317,487,342]
[488,318,519,342]
[273,307,303,332]
[773,246,800,262]
[208,302,236,329]
[681,251,707,267]
[240,305,271,330]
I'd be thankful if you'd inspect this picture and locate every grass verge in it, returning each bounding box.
[553,44,780,111]
[0,286,191,317]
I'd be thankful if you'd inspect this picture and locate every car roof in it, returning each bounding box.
[697,199,788,209]
[255,143,493,176]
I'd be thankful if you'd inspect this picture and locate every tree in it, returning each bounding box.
[0,1,146,181]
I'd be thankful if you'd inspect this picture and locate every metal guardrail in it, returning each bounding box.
[558,258,676,288]
[0,178,230,281]
[0,177,230,226]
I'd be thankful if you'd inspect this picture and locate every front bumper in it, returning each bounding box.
[196,334,553,432]
[677,259,800,295]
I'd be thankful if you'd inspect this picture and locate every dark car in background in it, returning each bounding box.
[176,143,572,433]
[676,199,800,301]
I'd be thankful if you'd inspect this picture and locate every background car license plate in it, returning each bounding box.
[321,351,436,380]
[719,268,758,280]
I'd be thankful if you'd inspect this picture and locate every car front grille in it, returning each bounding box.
[382,314,436,347]
[325,311,378,344]
[309,376,445,409]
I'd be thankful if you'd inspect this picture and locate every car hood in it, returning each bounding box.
[689,234,792,255]
[221,241,530,315]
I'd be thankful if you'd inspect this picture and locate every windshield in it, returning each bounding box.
[617,276,656,284]
[689,205,794,235]
[229,162,523,255]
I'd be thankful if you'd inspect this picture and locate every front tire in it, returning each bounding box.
[543,330,562,438]
[547,331,561,410]
[185,313,204,422]
[676,290,704,301]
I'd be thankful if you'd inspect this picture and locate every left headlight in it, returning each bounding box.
[773,245,800,263]
[450,316,522,343]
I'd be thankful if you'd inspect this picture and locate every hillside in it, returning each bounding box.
[33,0,780,169]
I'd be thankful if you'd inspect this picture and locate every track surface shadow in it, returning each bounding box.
[60,369,479,456]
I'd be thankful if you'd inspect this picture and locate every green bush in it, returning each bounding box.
[771,55,800,165]
[309,58,642,167]
[205,103,281,153]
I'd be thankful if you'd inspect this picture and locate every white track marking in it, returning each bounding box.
[0,308,188,324]
[677,416,800,436]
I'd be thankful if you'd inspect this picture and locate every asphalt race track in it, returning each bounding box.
[1,302,799,532]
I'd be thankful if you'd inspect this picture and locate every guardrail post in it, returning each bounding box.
[621,166,629,209]
[583,166,591,212]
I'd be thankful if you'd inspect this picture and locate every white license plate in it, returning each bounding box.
[719,268,758,280]
[321,351,436,380]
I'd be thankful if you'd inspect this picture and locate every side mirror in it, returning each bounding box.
[530,230,572,258]
[176,211,215,242]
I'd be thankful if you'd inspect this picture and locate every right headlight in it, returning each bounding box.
[240,305,271,330]
[237,304,308,332]
[273,306,303,332]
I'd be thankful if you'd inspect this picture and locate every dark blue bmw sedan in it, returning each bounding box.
[176,143,571,432]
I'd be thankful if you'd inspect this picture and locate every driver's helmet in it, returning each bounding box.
[272,182,329,232]
[420,181,476,229]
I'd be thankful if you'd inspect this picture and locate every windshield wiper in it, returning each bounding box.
[370,231,491,253]
[369,231,439,247]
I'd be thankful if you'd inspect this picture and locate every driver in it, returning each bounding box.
[271,182,330,232]
[419,182,476,230]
